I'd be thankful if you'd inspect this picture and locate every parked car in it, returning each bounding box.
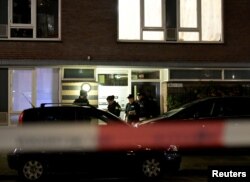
[7,104,181,181]
[139,96,250,125]
[137,96,250,154]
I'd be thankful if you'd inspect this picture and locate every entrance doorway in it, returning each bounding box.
[132,82,160,116]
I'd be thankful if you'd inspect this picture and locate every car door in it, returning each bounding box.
[81,109,135,176]
[41,107,90,173]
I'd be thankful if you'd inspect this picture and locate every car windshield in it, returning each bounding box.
[96,109,129,126]
[163,98,209,117]
[139,99,206,126]
[163,108,184,118]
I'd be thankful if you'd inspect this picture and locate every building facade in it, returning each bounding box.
[0,0,250,125]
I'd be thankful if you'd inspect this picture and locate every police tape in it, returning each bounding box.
[0,120,250,151]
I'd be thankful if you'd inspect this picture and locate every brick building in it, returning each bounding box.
[0,0,250,125]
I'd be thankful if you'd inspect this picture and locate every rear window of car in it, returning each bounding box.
[217,97,250,117]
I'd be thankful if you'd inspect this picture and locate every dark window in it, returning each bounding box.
[0,0,8,24]
[11,28,33,38]
[64,69,95,80]
[224,70,250,80]
[37,0,59,38]
[12,0,31,24]
[170,70,222,80]
[166,0,177,41]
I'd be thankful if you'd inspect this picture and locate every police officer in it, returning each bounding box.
[106,95,121,117]
[74,90,89,105]
[137,92,151,120]
[125,94,140,124]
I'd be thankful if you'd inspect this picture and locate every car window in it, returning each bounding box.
[174,99,216,119]
[30,106,126,125]
[40,108,64,121]
[40,107,96,122]
[75,108,114,125]
[75,108,92,123]
[216,98,250,117]
[61,107,77,121]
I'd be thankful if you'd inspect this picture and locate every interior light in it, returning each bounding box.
[81,83,91,92]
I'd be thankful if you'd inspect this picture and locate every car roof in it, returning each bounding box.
[180,96,250,108]
[22,104,129,125]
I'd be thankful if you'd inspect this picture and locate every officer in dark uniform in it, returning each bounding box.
[137,92,151,120]
[125,94,140,124]
[106,95,121,117]
[74,90,89,105]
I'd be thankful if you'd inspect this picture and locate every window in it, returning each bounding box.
[0,0,60,40]
[118,0,223,43]
[132,70,160,80]
[9,68,60,125]
[36,68,59,107]
[224,70,250,80]
[98,74,128,86]
[170,69,222,80]
[0,0,8,38]
[63,68,95,80]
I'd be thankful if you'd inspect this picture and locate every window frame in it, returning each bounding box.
[0,0,61,41]
[118,0,224,43]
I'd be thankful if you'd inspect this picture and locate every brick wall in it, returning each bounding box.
[0,0,249,65]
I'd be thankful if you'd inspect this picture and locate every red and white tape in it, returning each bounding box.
[0,120,250,151]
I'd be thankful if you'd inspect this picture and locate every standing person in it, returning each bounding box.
[106,95,121,117]
[74,90,89,105]
[137,92,150,120]
[148,95,160,118]
[125,94,140,124]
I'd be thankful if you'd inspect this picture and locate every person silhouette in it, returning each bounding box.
[106,95,121,117]
[74,90,89,105]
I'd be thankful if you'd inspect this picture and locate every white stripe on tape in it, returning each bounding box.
[224,120,250,147]
[0,124,98,152]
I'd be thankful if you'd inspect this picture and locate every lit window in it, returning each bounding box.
[118,0,223,43]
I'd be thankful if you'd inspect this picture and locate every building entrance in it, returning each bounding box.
[132,82,161,117]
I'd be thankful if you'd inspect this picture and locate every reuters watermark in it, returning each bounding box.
[208,166,250,182]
